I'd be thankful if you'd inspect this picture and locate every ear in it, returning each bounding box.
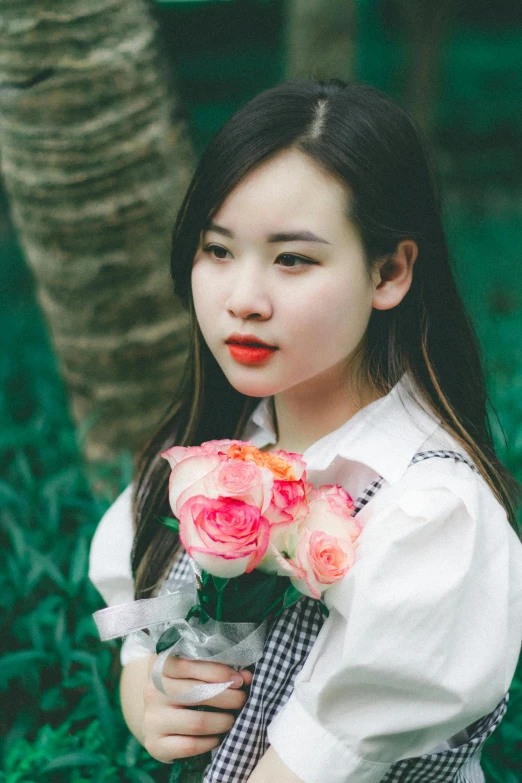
[371,239,418,311]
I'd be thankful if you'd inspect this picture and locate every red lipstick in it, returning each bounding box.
[225,333,278,364]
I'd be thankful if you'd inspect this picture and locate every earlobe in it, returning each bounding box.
[372,240,418,311]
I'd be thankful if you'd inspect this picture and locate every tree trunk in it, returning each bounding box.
[284,0,357,83]
[397,0,457,137]
[0,0,194,462]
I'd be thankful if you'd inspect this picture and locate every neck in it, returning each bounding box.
[271,366,382,454]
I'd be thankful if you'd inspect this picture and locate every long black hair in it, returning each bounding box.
[131,78,520,597]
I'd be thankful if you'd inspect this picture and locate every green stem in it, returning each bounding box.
[257,593,284,622]
[216,588,223,621]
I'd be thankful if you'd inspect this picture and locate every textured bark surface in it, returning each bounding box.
[284,0,356,82]
[0,0,193,461]
[397,0,457,136]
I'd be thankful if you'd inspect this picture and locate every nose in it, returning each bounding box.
[226,262,273,321]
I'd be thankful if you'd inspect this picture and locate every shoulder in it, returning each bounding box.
[330,432,522,626]
[389,423,499,519]
[354,428,521,586]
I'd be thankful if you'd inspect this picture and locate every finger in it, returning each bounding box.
[162,657,244,688]
[238,668,254,686]
[145,676,247,710]
[145,733,221,763]
[178,707,236,736]
[153,706,236,738]
[191,685,249,711]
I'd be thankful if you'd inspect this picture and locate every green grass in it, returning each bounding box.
[0,296,167,781]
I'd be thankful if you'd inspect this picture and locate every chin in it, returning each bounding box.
[223,371,280,399]
[230,381,277,398]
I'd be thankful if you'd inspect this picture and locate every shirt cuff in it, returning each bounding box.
[267,694,392,783]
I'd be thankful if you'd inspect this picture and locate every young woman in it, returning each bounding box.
[89,78,522,783]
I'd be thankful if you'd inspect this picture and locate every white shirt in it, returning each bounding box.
[88,372,522,783]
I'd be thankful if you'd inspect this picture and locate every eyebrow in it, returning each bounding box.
[204,221,331,245]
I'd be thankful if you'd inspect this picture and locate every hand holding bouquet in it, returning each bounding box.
[93,439,362,782]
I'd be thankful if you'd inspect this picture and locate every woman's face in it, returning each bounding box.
[191,148,378,400]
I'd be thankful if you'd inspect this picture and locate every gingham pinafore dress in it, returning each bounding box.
[163,451,509,783]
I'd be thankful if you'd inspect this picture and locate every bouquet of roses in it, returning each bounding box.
[159,438,360,603]
[93,439,361,782]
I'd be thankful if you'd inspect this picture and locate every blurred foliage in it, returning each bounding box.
[0,295,165,780]
[151,0,284,154]
[357,0,522,191]
[2,0,522,780]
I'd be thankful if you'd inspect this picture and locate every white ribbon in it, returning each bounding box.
[92,582,268,704]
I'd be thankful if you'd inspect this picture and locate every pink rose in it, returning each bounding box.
[257,516,302,575]
[178,495,270,577]
[264,479,308,525]
[165,454,225,517]
[302,492,361,543]
[175,458,274,516]
[267,485,361,594]
[161,439,249,468]
[271,450,307,481]
[289,529,356,598]
[317,484,355,520]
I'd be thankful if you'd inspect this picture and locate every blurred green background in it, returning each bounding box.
[1,1,521,781]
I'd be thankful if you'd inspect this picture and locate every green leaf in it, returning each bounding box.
[68,536,88,592]
[156,515,179,533]
[89,663,116,754]
[0,651,54,688]
[25,547,68,592]
[185,604,202,622]
[156,626,182,654]
[125,769,158,783]
[319,601,330,618]
[282,584,302,610]
[0,479,25,509]
[40,752,106,772]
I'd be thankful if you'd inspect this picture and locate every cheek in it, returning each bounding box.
[191,265,209,307]
[294,277,373,353]
[191,265,223,325]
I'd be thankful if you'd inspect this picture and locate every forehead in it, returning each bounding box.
[211,149,351,237]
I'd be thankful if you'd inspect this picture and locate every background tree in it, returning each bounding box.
[389,0,458,136]
[284,0,356,82]
[0,0,194,462]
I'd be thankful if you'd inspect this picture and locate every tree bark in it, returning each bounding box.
[0,0,194,462]
[284,0,357,83]
[396,0,458,137]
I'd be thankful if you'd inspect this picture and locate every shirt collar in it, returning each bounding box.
[243,372,441,485]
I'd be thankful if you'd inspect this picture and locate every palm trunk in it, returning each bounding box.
[284,0,356,82]
[0,0,194,462]
[399,0,457,136]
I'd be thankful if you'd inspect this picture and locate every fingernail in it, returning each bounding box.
[229,674,243,689]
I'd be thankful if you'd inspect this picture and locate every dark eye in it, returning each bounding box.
[203,244,229,259]
[276,254,316,268]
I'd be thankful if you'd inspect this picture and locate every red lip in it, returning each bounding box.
[225,333,278,349]
[227,344,277,364]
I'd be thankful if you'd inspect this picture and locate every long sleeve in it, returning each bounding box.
[88,484,152,665]
[267,464,522,783]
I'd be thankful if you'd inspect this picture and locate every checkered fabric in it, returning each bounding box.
[163,451,508,783]
[162,545,195,593]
